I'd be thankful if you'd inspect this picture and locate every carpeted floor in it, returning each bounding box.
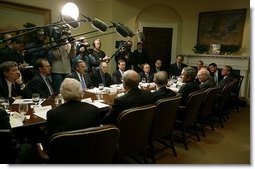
[155,105,250,164]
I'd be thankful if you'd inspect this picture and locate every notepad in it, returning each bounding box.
[34,105,52,120]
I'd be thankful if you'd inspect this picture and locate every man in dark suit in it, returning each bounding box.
[46,78,101,137]
[197,68,216,90]
[112,59,126,84]
[177,67,200,105]
[0,61,31,101]
[27,58,54,98]
[151,59,163,74]
[152,71,176,101]
[132,42,148,73]
[91,62,112,87]
[209,63,223,86]
[66,59,93,89]
[169,55,187,76]
[139,63,154,83]
[102,70,156,124]
[218,65,234,88]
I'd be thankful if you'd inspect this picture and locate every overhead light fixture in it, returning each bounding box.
[61,2,80,28]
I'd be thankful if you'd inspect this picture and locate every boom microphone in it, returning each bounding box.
[111,22,128,38]
[92,18,108,32]
[123,25,135,37]
[62,15,80,28]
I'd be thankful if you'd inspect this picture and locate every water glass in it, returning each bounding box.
[95,91,103,100]
[141,78,146,83]
[98,83,104,90]
[18,103,28,115]
[2,98,10,111]
[54,94,63,106]
[32,93,40,105]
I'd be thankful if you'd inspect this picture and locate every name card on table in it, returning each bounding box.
[34,105,52,120]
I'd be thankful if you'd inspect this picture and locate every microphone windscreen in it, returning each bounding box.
[123,26,135,37]
[138,31,145,42]
[62,15,79,28]
[115,23,128,38]
[92,18,108,32]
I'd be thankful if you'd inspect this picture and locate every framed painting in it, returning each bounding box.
[197,9,246,46]
[0,1,51,33]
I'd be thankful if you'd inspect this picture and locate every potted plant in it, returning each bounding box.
[192,44,209,54]
[220,44,241,55]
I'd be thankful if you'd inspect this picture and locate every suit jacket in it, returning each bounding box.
[152,86,176,101]
[0,46,22,64]
[0,76,32,99]
[66,71,93,89]
[132,49,148,72]
[27,74,54,98]
[211,69,223,86]
[91,69,112,87]
[169,63,187,76]
[150,66,164,74]
[112,69,123,84]
[199,78,216,90]
[177,81,200,105]
[102,87,156,124]
[46,100,101,136]
[139,71,154,83]
[218,75,233,88]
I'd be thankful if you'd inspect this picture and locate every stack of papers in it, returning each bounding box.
[33,105,52,120]
[81,98,109,108]
[13,98,45,105]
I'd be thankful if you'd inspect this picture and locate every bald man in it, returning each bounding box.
[197,68,216,90]
[102,70,156,124]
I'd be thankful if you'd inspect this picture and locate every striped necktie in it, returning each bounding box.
[80,74,87,90]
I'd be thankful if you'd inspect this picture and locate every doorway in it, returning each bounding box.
[142,27,173,71]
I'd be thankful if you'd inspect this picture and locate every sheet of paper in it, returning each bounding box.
[89,101,109,109]
[33,105,52,120]
[81,98,93,103]
[10,115,23,128]
[13,98,45,105]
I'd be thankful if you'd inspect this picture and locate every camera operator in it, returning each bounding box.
[115,40,134,70]
[49,25,76,94]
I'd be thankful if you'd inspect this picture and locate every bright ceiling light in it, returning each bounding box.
[61,2,79,20]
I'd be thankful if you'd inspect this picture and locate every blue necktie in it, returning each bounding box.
[80,74,86,89]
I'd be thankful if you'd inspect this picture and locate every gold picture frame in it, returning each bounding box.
[0,1,51,32]
[197,9,246,46]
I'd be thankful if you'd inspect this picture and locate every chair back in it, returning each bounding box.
[151,96,181,140]
[183,90,206,128]
[116,104,156,157]
[200,87,221,118]
[48,125,120,164]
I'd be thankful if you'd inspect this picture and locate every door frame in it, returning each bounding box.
[138,22,178,63]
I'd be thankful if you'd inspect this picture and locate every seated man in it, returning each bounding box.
[0,61,31,101]
[177,67,200,105]
[139,63,154,83]
[218,65,234,88]
[152,71,176,101]
[197,68,216,90]
[102,70,156,124]
[168,55,187,77]
[27,58,54,98]
[91,62,112,87]
[208,63,223,86]
[151,59,163,74]
[46,78,101,137]
[66,59,93,90]
[112,59,126,84]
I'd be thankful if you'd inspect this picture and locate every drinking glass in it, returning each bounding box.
[141,78,146,83]
[18,103,28,115]
[54,94,63,106]
[95,91,103,100]
[32,93,40,105]
[2,98,10,111]
[98,83,104,90]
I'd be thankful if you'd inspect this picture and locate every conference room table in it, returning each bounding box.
[9,82,180,130]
